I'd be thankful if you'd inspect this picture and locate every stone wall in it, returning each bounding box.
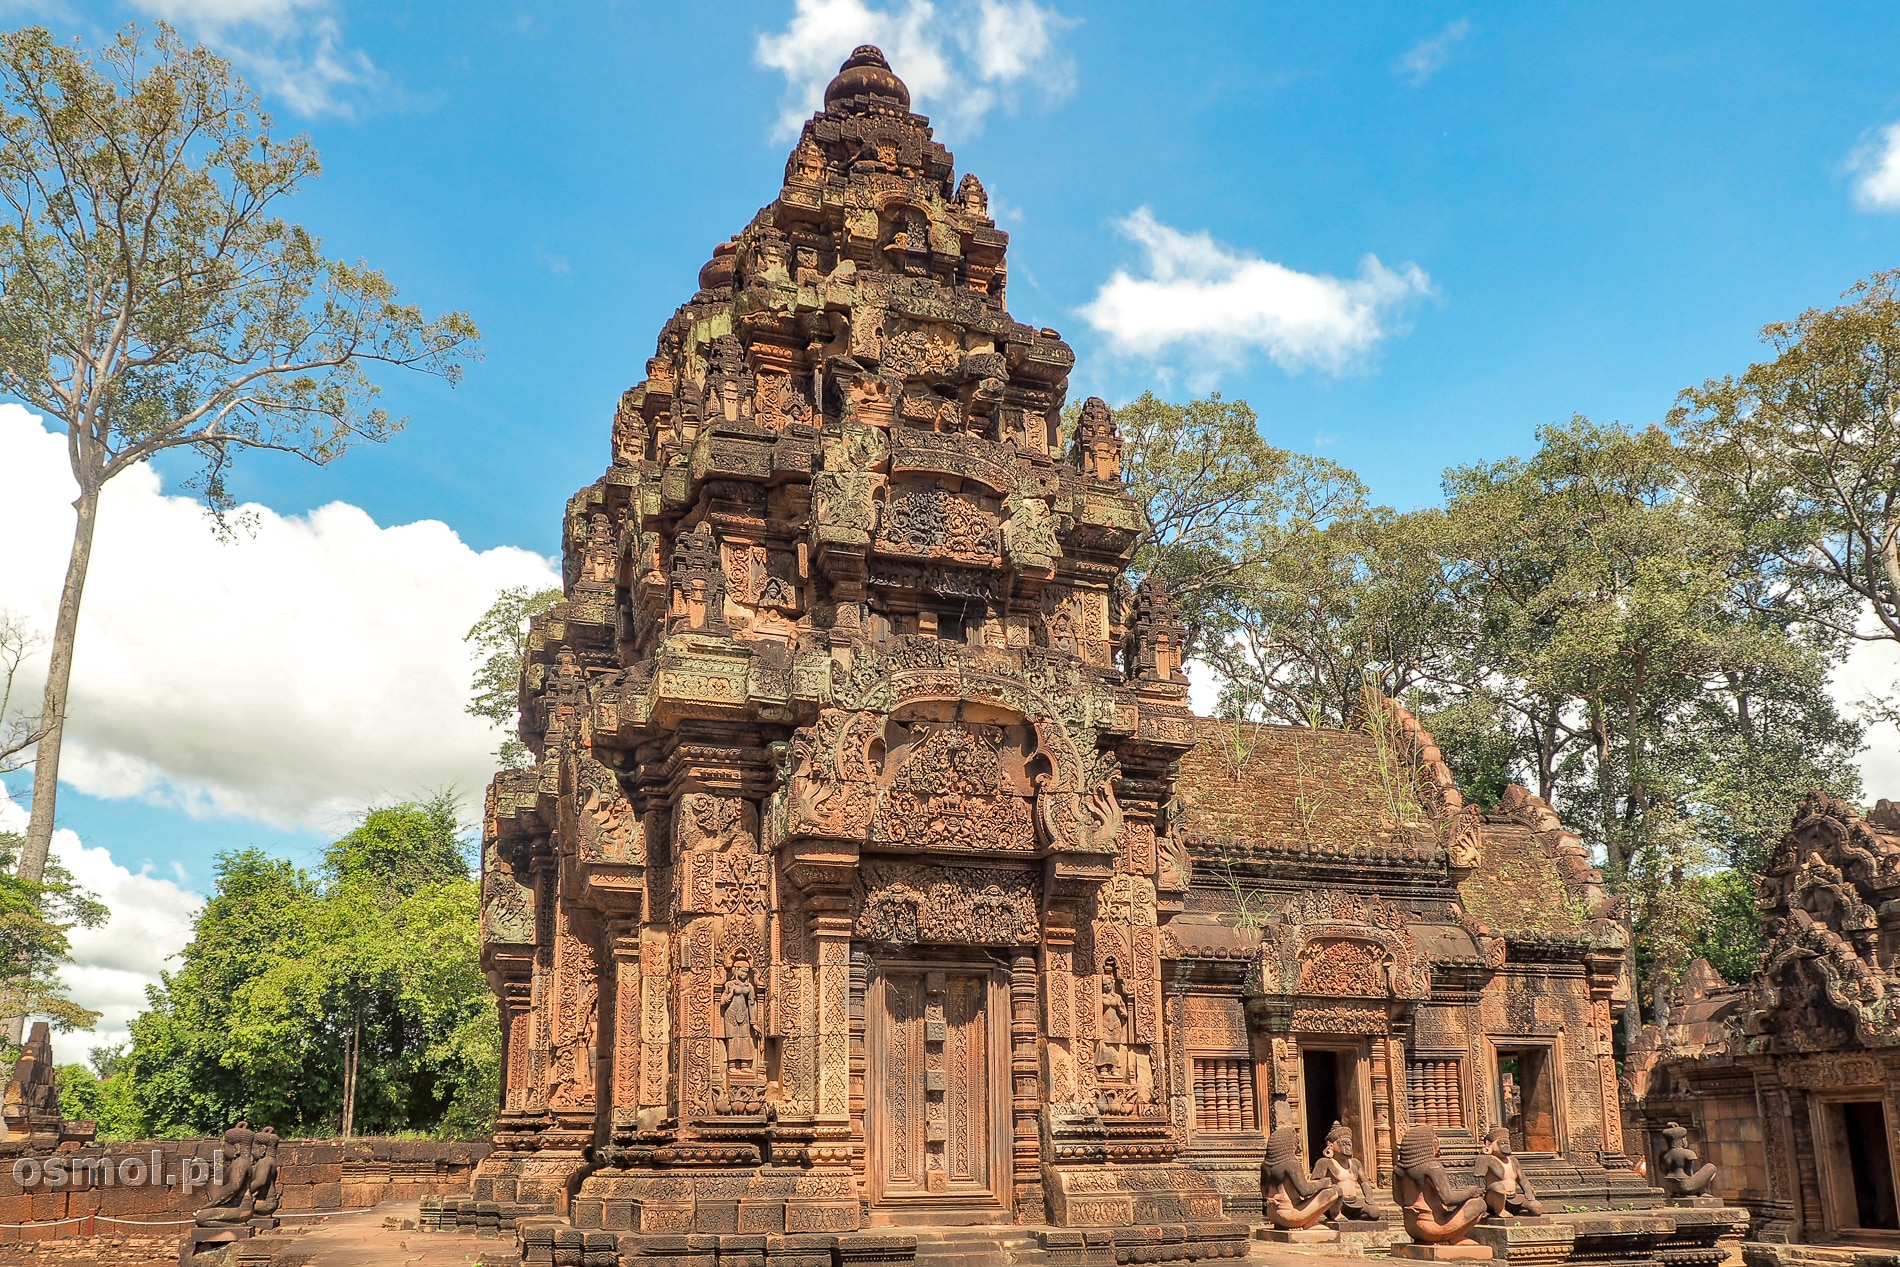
[0,1137,487,1244]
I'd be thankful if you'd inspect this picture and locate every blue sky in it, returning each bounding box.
[8,1,1900,911]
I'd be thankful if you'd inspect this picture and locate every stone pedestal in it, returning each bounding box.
[1393,1243,1495,1261]
[1330,1220,1408,1253]
[1258,1226,1340,1243]
[1471,1218,1575,1264]
[178,1224,252,1261]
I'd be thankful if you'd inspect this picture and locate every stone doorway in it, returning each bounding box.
[1495,1044,1561,1153]
[1823,1099,1900,1233]
[865,959,1011,1222]
[1299,1044,1368,1166]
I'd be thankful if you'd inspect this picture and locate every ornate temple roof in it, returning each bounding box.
[1172,703,1623,951]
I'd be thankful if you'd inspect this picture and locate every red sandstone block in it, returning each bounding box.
[297,1182,341,1212]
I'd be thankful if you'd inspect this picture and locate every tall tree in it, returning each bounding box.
[0,23,479,901]
[1439,418,1861,1032]
[1105,391,1364,657]
[1673,270,1900,654]
[465,586,562,769]
[1200,506,1464,727]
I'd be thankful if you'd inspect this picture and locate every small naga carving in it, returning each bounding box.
[1474,1128,1543,1217]
[1312,1121,1381,1221]
[1446,803,1484,874]
[1393,1127,1488,1246]
[1657,1122,1718,1198]
[1261,1126,1342,1229]
[1082,751,1125,852]
[1157,826,1192,892]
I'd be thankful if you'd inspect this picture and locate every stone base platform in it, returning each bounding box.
[421,1194,551,1236]
[1472,1217,1573,1264]
[1742,1245,1900,1267]
[1392,1244,1494,1262]
[1258,1228,1339,1244]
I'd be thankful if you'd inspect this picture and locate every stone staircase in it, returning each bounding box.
[910,1224,1051,1267]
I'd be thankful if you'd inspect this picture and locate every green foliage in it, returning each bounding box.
[1141,382,1869,1028]
[1096,391,1365,660]
[0,830,105,1031]
[465,586,562,769]
[1205,506,1463,727]
[55,1046,140,1139]
[126,795,498,1138]
[1414,691,1518,811]
[1673,270,1900,656]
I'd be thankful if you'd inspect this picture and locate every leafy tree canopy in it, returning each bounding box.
[122,795,496,1139]
[0,830,104,1033]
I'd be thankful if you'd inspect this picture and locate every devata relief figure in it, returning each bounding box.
[1312,1121,1381,1221]
[1474,1129,1543,1217]
[1393,1127,1488,1245]
[721,958,760,1074]
[1658,1123,1719,1198]
[1262,1126,1343,1229]
[1096,961,1130,1080]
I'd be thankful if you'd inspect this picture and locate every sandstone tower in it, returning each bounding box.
[478,44,1231,1253]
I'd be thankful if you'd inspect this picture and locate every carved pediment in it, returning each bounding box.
[1748,792,1900,1051]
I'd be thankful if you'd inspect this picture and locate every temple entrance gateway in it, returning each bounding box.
[1299,1044,1367,1165]
[1824,1099,1900,1232]
[1495,1044,1561,1153]
[866,960,1011,1220]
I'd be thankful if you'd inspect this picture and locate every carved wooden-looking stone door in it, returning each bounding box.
[866,961,1011,1214]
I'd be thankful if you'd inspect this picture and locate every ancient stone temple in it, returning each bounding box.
[1632,792,1900,1250]
[472,46,1741,1267]
[476,45,1233,1260]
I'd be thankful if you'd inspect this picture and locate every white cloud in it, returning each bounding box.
[1396,18,1471,86]
[1835,637,1900,794]
[1079,207,1433,377]
[1849,120,1900,212]
[755,0,1075,139]
[130,0,379,116]
[0,788,200,1051]
[0,405,559,832]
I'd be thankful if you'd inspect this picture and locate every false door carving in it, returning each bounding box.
[867,962,1009,1211]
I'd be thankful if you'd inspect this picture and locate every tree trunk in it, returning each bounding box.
[20,483,99,885]
[342,1008,360,1138]
[5,483,101,1046]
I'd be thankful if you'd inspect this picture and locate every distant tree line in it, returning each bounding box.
[1104,272,1900,1036]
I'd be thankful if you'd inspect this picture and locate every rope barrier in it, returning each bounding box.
[0,1208,367,1232]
